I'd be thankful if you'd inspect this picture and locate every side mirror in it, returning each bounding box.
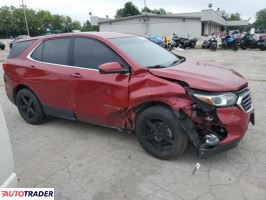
[99,62,128,74]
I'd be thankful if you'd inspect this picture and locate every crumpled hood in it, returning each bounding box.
[149,59,247,92]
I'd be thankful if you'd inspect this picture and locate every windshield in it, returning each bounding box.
[110,36,180,68]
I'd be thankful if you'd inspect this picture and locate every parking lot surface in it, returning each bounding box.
[0,45,266,200]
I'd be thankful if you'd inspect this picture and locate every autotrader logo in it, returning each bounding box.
[0,188,54,199]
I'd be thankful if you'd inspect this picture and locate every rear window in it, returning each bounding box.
[8,40,35,59]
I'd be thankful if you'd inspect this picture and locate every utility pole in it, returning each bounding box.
[21,0,30,36]
[143,0,148,35]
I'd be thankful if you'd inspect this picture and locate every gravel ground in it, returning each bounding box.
[0,43,266,200]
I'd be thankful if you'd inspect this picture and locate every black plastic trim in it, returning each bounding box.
[43,105,77,121]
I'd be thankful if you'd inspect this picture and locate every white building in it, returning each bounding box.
[99,9,249,38]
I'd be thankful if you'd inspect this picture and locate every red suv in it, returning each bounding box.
[3,32,254,159]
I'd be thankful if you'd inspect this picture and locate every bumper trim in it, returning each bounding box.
[198,138,241,159]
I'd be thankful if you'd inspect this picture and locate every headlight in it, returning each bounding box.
[193,92,237,106]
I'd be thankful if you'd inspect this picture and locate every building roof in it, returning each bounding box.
[98,10,249,27]
[98,13,201,24]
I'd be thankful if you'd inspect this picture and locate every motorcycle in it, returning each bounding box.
[202,35,218,51]
[172,34,197,49]
[148,35,173,51]
[221,34,240,51]
[240,33,266,51]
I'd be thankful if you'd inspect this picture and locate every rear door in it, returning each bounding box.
[70,37,130,127]
[28,37,78,119]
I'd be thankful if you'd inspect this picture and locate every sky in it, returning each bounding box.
[1,0,265,24]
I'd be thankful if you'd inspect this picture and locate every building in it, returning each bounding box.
[90,16,110,26]
[99,9,249,38]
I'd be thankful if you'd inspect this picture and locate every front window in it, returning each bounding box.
[110,36,180,68]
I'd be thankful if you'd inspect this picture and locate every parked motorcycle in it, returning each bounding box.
[240,33,266,51]
[148,35,173,51]
[202,35,218,51]
[221,35,240,51]
[172,34,197,49]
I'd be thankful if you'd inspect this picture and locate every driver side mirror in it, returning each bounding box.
[99,62,129,74]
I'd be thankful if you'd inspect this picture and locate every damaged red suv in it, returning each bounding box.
[3,32,255,159]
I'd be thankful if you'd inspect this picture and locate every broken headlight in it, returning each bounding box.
[192,92,237,107]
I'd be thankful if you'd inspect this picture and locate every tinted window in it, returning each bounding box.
[8,40,35,59]
[111,36,179,68]
[73,38,121,69]
[31,43,43,61]
[42,38,70,65]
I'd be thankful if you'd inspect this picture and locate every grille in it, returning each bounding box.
[236,87,253,113]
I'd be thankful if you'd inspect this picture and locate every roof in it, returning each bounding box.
[16,32,136,42]
[227,20,249,26]
[98,13,201,24]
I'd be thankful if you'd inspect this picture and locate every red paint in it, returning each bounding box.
[3,32,253,148]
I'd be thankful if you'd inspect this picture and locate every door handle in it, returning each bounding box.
[29,65,36,69]
[70,73,83,78]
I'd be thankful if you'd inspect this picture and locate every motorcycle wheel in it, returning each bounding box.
[168,44,174,51]
[259,46,266,51]
[210,45,217,51]
[233,44,239,51]
[240,43,247,50]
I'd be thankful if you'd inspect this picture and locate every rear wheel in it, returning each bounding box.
[210,44,217,51]
[240,43,247,50]
[135,106,188,160]
[16,89,45,125]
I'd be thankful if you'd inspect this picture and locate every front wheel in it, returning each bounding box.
[135,106,188,160]
[16,89,46,125]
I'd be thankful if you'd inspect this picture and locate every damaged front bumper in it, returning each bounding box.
[177,106,255,158]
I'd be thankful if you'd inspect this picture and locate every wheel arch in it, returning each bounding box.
[13,84,39,105]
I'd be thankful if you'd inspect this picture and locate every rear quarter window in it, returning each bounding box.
[8,40,35,59]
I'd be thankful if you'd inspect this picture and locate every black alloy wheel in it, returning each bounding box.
[143,117,175,151]
[136,106,188,159]
[16,89,45,125]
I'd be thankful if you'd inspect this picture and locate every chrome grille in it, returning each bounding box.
[236,87,253,113]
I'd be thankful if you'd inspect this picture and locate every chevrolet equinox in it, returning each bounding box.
[3,32,255,159]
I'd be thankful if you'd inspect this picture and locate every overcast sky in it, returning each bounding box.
[1,0,265,23]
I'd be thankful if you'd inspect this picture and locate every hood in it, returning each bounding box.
[149,59,247,92]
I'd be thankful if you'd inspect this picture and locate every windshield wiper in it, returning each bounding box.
[169,58,186,66]
[146,65,167,69]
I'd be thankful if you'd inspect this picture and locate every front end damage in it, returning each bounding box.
[173,87,255,158]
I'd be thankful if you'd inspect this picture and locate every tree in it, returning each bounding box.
[82,20,99,31]
[115,1,140,18]
[0,6,85,38]
[254,9,266,29]
[142,7,167,15]
[228,13,241,21]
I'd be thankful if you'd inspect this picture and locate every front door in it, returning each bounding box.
[70,37,130,128]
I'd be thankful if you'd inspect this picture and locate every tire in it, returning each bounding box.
[210,44,217,51]
[233,44,239,51]
[240,43,247,50]
[0,45,5,50]
[135,106,188,160]
[16,89,45,125]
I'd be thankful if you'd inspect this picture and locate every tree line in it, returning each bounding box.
[0,6,98,38]
[0,2,266,38]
